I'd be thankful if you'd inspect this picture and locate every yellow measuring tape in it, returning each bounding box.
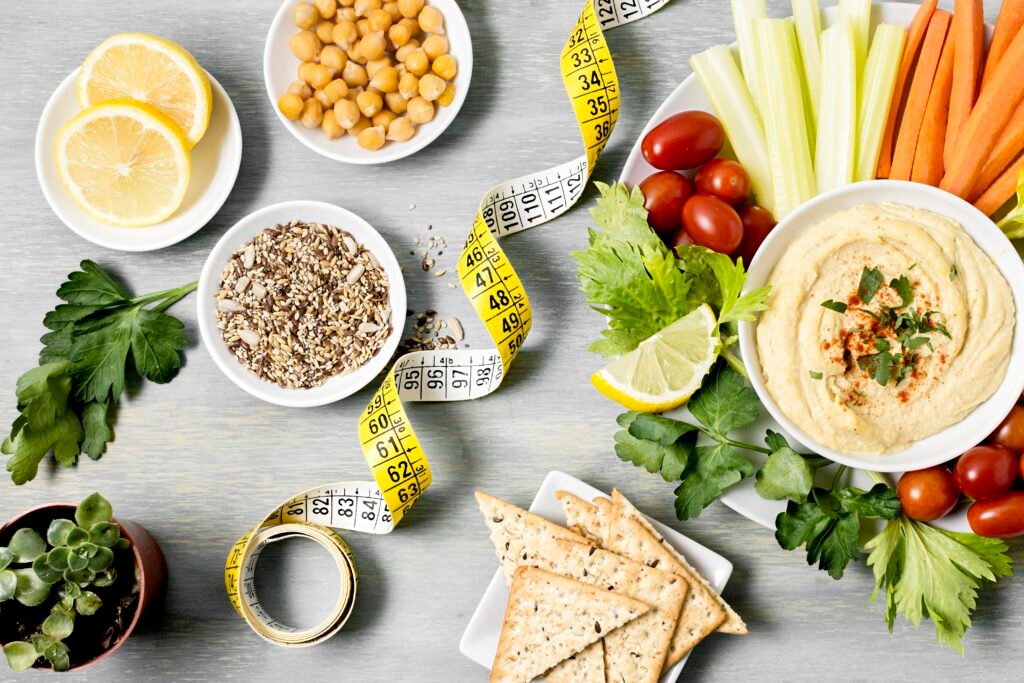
[225,0,671,645]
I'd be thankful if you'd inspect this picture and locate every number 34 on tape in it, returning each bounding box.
[224,0,670,646]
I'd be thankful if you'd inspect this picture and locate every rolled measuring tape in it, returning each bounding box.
[225,0,671,645]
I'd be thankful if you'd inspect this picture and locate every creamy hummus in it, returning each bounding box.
[756,203,1015,454]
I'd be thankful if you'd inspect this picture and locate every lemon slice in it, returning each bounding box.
[77,33,212,148]
[592,304,719,412]
[55,100,191,227]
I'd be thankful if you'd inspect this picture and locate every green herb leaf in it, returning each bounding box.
[673,442,754,520]
[808,370,823,380]
[889,275,913,307]
[834,484,901,519]
[56,260,130,307]
[857,352,892,386]
[80,400,112,460]
[624,412,701,445]
[614,426,693,482]
[821,299,848,313]
[857,266,883,303]
[949,263,959,281]
[755,445,816,503]
[776,496,861,579]
[688,364,760,438]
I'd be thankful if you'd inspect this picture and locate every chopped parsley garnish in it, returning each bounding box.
[949,263,959,281]
[889,275,913,307]
[809,370,823,380]
[821,299,848,313]
[857,266,883,304]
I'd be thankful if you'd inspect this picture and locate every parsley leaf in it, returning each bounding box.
[808,370,823,379]
[688,364,760,438]
[857,266,883,303]
[755,442,816,503]
[821,299,848,313]
[866,517,1013,653]
[889,275,913,306]
[674,442,754,520]
[614,412,695,482]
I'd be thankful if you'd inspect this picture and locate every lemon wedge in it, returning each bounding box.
[77,33,212,148]
[55,100,191,227]
[592,304,719,412]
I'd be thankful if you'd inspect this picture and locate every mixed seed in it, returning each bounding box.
[214,220,392,389]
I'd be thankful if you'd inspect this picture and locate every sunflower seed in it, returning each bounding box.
[242,244,256,269]
[217,299,244,313]
[447,316,464,341]
[346,263,365,284]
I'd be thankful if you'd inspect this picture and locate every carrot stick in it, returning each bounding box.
[940,26,1024,199]
[876,0,938,178]
[943,0,984,169]
[969,106,1024,200]
[911,29,955,186]
[890,11,951,181]
[974,152,1024,216]
[980,0,1024,93]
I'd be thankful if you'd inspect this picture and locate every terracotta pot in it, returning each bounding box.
[0,503,167,672]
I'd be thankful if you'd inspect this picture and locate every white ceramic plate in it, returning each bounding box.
[196,200,406,407]
[35,68,243,252]
[264,0,472,164]
[459,470,734,681]
[618,3,992,531]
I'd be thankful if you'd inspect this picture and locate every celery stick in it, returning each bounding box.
[854,24,906,182]
[690,46,775,215]
[730,0,768,112]
[752,18,816,218]
[816,20,857,193]
[792,0,823,128]
[839,0,873,71]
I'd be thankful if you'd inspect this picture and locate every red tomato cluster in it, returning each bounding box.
[638,111,775,261]
[897,402,1024,538]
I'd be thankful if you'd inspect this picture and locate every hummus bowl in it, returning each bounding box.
[738,181,1024,473]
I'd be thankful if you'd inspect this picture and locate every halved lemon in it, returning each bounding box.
[77,33,212,148]
[55,100,191,227]
[592,304,719,412]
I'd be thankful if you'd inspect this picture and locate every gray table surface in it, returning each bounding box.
[1,0,1021,680]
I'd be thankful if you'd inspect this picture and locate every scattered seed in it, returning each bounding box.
[217,299,244,313]
[447,317,464,341]
[242,244,256,269]
[234,276,251,294]
[346,263,365,284]
[238,329,260,346]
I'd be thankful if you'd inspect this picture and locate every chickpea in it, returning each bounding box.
[350,116,372,136]
[297,61,318,84]
[317,47,344,76]
[368,65,399,92]
[399,72,419,99]
[404,49,429,76]
[387,22,412,48]
[321,110,345,138]
[384,91,408,114]
[372,109,398,129]
[294,2,319,29]
[287,79,313,98]
[300,98,324,128]
[386,116,415,141]
[417,73,445,101]
[437,82,455,107]
[355,0,382,17]
[418,5,444,33]
[278,93,305,120]
[314,0,337,18]
[342,61,369,86]
[383,1,401,21]
[340,0,355,6]
[366,57,392,78]
[334,98,361,128]
[357,18,371,37]
[308,63,333,89]
[407,96,434,124]
[357,125,386,150]
[368,8,393,31]
[324,78,350,103]
[357,90,383,116]
[290,31,322,62]
[422,34,447,61]
[339,6,357,20]
[398,0,424,19]
[431,54,457,80]
[313,89,333,109]
[332,19,358,47]
[347,45,366,64]
[359,31,387,60]
[315,20,335,43]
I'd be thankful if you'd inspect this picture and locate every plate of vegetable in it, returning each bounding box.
[576,0,1024,653]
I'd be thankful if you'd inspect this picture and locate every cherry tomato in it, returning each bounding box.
[968,491,1024,538]
[639,171,693,234]
[736,205,776,265]
[954,445,1019,501]
[991,404,1024,452]
[665,225,694,252]
[896,466,960,522]
[641,111,725,171]
[682,195,743,254]
[694,159,750,205]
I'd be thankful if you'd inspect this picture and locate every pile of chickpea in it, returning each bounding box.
[278,0,458,151]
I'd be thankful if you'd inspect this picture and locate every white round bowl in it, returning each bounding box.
[197,200,406,407]
[738,180,1024,472]
[263,0,472,164]
[36,68,243,252]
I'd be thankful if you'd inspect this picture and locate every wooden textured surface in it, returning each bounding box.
[1,1,1021,680]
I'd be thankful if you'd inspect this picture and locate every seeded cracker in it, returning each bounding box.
[490,567,648,683]
[554,491,607,544]
[544,640,604,683]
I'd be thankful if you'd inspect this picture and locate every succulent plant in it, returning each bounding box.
[0,493,131,672]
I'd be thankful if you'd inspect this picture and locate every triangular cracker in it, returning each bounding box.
[475,491,589,586]
[611,489,747,635]
[554,491,606,544]
[490,567,649,683]
[545,640,604,683]
[531,539,687,683]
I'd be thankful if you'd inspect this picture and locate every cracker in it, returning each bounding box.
[554,490,606,544]
[532,539,686,683]
[611,489,747,636]
[544,640,604,683]
[490,567,649,683]
[475,491,589,586]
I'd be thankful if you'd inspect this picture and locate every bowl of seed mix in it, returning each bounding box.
[197,200,405,407]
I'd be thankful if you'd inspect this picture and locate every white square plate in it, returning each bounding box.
[459,470,735,682]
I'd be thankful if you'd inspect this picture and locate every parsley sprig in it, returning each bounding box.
[2,261,196,484]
